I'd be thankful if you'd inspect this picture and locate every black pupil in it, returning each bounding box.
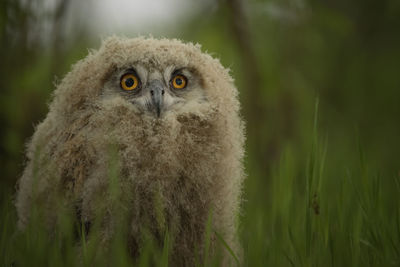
[175,77,183,85]
[125,77,135,87]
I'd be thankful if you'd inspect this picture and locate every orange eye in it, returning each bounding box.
[120,73,139,91]
[171,75,187,89]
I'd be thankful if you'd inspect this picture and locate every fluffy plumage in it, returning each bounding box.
[16,36,245,265]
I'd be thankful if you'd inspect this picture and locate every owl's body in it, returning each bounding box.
[16,37,245,265]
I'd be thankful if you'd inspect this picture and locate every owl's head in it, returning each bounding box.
[51,36,240,124]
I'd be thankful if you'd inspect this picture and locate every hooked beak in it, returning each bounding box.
[149,80,165,118]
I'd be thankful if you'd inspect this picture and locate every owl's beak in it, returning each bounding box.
[149,80,165,118]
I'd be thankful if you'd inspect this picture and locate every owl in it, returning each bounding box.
[16,36,245,265]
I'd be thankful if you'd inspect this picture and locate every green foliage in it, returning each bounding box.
[241,99,400,266]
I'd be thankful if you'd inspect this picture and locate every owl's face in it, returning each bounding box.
[102,63,206,118]
[55,37,237,123]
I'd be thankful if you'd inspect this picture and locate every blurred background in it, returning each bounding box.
[1,0,400,265]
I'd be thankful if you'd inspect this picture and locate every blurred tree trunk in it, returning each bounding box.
[53,0,70,50]
[225,0,280,172]
[0,0,72,191]
[51,0,70,73]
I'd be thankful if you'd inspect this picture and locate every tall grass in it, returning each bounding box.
[1,101,399,266]
[241,100,400,266]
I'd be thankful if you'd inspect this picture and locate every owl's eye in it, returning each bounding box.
[171,75,187,89]
[120,73,139,91]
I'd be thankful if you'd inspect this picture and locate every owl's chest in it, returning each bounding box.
[117,122,220,182]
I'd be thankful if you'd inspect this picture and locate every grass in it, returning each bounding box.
[240,100,400,267]
[1,100,400,266]
[1,100,399,267]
